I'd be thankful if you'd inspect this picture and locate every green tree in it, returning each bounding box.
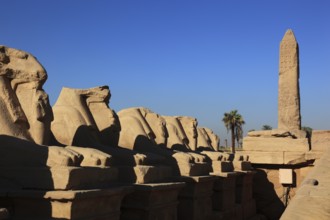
[222,110,245,153]
[262,125,272,130]
[302,126,313,139]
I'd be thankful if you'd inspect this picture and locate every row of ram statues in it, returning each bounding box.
[0,46,259,220]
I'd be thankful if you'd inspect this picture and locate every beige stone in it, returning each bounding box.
[197,127,212,151]
[233,161,252,171]
[0,46,186,220]
[177,116,232,162]
[52,88,174,183]
[311,130,330,152]
[0,166,118,190]
[0,187,131,220]
[176,176,216,220]
[117,165,171,184]
[178,117,252,173]
[121,183,185,220]
[236,151,284,164]
[212,174,237,211]
[117,108,211,176]
[248,129,306,139]
[0,46,83,167]
[202,127,220,151]
[52,87,153,167]
[305,150,324,160]
[281,149,330,220]
[162,115,190,151]
[243,136,309,152]
[283,151,307,164]
[278,29,301,130]
[177,116,198,151]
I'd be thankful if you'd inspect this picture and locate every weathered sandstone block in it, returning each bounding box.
[311,130,330,152]
[243,136,309,152]
[0,188,131,220]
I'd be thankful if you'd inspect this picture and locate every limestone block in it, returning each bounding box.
[283,151,307,164]
[243,137,309,152]
[281,195,330,220]
[305,151,323,160]
[1,187,130,220]
[236,172,254,203]
[236,151,284,164]
[248,129,306,139]
[202,151,231,161]
[213,174,237,191]
[177,162,211,176]
[177,176,216,197]
[0,167,118,190]
[212,175,237,211]
[117,165,172,184]
[121,183,185,220]
[177,176,216,220]
[281,150,330,219]
[234,161,252,171]
[211,161,234,173]
[212,189,236,211]
[202,127,220,151]
[177,116,198,151]
[311,130,330,152]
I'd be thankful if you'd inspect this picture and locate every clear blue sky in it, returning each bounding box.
[1,1,329,146]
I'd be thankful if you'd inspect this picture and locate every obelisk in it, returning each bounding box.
[278,29,301,130]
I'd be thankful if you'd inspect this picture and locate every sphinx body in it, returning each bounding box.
[202,127,220,151]
[51,86,162,166]
[197,127,213,151]
[118,108,202,163]
[117,108,213,176]
[160,115,210,163]
[178,116,231,161]
[117,108,185,165]
[0,45,81,167]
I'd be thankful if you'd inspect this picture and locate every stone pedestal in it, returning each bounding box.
[120,183,185,220]
[212,173,237,211]
[281,150,330,220]
[211,161,234,173]
[311,130,330,152]
[0,167,118,190]
[236,172,257,220]
[117,165,172,184]
[0,187,131,220]
[176,162,211,176]
[176,176,216,220]
[236,172,254,204]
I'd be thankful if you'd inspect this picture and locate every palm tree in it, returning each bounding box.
[222,110,245,153]
[302,126,313,139]
[262,125,272,130]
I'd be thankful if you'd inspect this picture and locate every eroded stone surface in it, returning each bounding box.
[117,108,211,176]
[52,87,151,167]
[202,127,220,151]
[243,137,309,152]
[0,46,82,167]
[281,149,330,220]
[278,29,301,130]
[311,130,330,152]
